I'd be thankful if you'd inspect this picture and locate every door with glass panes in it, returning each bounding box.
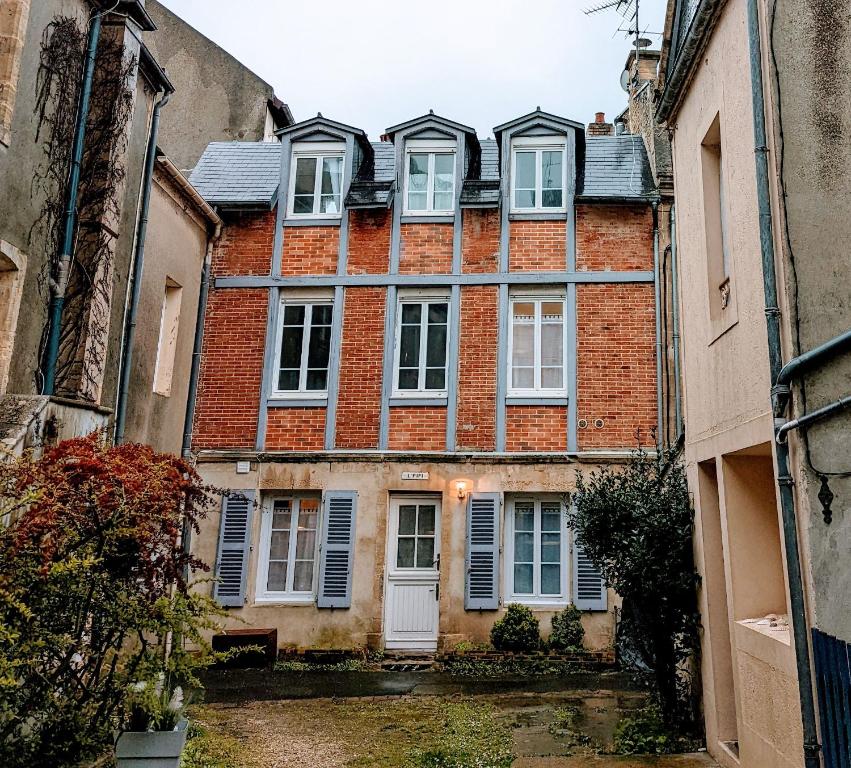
[384,497,441,650]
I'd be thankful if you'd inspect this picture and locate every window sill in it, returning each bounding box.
[503,598,569,610]
[506,397,568,406]
[509,211,568,221]
[283,217,342,227]
[390,396,448,407]
[401,214,454,224]
[267,397,328,408]
[254,595,316,606]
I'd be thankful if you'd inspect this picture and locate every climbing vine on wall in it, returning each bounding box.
[32,15,136,400]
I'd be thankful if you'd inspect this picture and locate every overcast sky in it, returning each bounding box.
[158,0,668,140]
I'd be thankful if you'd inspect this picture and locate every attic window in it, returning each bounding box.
[510,136,566,213]
[404,139,456,215]
[288,142,344,218]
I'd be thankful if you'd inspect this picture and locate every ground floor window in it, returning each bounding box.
[504,496,568,604]
[256,496,320,602]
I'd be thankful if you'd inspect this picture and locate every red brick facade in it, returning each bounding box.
[388,407,447,451]
[457,285,497,450]
[193,199,657,456]
[575,204,654,271]
[462,210,500,273]
[265,407,326,451]
[505,406,568,452]
[212,210,275,276]
[280,226,339,275]
[399,222,453,274]
[576,283,657,449]
[193,287,267,449]
[335,287,385,449]
[509,220,566,271]
[348,210,390,274]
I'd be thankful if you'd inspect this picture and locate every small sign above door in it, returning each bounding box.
[401,472,429,481]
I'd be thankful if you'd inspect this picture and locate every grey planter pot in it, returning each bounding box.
[115,718,189,768]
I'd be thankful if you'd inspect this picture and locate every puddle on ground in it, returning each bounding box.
[493,690,650,757]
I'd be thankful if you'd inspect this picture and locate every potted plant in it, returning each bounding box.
[116,675,189,768]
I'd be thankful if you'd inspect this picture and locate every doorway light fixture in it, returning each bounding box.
[455,481,467,499]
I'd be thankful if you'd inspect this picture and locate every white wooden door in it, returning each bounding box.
[384,497,441,651]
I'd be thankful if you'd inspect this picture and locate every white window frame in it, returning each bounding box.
[392,290,451,399]
[507,292,568,398]
[287,141,345,219]
[255,495,321,604]
[271,293,334,400]
[504,496,569,607]
[403,138,456,215]
[510,135,567,213]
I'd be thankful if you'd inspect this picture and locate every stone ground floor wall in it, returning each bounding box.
[193,456,619,653]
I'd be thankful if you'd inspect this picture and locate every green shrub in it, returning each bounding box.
[613,705,675,755]
[489,604,540,652]
[549,605,585,651]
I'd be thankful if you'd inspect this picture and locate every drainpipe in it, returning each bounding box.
[114,88,171,444]
[669,205,683,441]
[182,220,221,458]
[746,0,820,764]
[652,201,664,443]
[41,11,103,395]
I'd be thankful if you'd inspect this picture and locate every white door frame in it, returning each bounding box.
[383,495,442,651]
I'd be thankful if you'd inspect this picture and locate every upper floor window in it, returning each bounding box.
[272,296,333,399]
[288,142,344,218]
[508,294,566,397]
[393,294,449,397]
[404,139,456,214]
[511,137,566,212]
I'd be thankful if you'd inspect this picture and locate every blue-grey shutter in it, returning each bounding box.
[572,538,607,611]
[465,492,500,610]
[213,491,255,607]
[317,491,357,608]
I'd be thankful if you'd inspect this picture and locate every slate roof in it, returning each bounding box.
[577,136,657,201]
[189,134,657,209]
[461,138,500,207]
[189,142,281,207]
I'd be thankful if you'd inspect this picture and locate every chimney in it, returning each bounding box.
[587,112,614,137]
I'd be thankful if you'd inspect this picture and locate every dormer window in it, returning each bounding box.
[288,142,344,218]
[511,136,566,212]
[404,139,456,214]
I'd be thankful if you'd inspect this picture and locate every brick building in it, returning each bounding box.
[188,109,660,653]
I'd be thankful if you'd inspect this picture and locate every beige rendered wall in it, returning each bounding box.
[669,0,802,765]
[122,167,207,454]
[193,458,617,653]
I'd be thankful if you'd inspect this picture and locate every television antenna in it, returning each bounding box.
[583,0,652,76]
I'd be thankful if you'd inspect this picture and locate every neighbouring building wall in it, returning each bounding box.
[769,0,851,645]
[145,0,290,171]
[663,0,803,766]
[120,159,213,454]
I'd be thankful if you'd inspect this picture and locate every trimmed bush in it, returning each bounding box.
[549,605,585,651]
[490,604,540,652]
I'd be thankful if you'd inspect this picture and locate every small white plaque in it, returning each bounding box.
[235,460,251,474]
[401,471,429,481]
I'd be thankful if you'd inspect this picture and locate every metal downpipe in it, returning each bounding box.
[652,202,664,443]
[114,89,171,443]
[669,205,683,441]
[746,0,820,763]
[41,12,102,395]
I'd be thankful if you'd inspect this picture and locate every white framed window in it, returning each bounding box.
[404,139,456,214]
[287,142,345,218]
[508,293,566,397]
[511,136,566,212]
[393,293,450,397]
[272,295,333,399]
[504,497,569,605]
[256,497,320,603]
